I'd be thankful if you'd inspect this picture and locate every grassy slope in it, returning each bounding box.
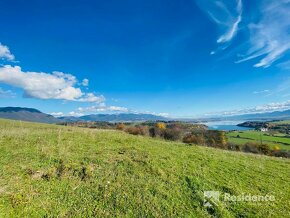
[0,119,289,217]
[271,120,290,124]
[227,131,290,150]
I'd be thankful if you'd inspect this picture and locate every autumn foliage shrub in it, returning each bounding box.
[205,130,227,149]
[271,150,290,158]
[227,142,242,151]
[125,126,148,136]
[116,123,126,131]
[182,134,197,144]
[182,130,227,149]
[242,142,271,155]
[182,133,205,145]
[155,122,166,130]
[242,142,259,153]
[163,128,181,141]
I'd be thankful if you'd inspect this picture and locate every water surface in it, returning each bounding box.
[202,121,254,131]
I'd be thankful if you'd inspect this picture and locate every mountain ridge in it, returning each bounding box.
[2,107,290,123]
[0,107,59,123]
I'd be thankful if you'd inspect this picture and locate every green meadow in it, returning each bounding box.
[271,120,290,125]
[227,130,290,150]
[0,119,289,217]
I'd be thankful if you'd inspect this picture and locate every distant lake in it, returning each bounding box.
[202,121,254,131]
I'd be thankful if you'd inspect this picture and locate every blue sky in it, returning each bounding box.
[0,0,290,118]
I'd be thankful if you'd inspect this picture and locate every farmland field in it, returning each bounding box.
[271,120,290,125]
[227,130,290,150]
[0,119,289,217]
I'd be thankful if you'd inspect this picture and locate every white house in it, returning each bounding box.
[260,128,268,132]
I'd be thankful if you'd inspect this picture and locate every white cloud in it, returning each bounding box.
[50,112,64,117]
[198,0,290,68]
[217,10,241,43]
[78,104,129,113]
[157,112,170,117]
[68,111,84,117]
[207,100,290,116]
[237,0,290,68]
[0,43,15,61]
[59,105,169,117]
[0,65,104,102]
[196,0,242,44]
[82,78,89,86]
[78,93,105,103]
[0,87,16,98]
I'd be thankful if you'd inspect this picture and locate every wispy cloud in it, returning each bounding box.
[260,77,290,97]
[198,0,290,68]
[216,0,242,44]
[277,59,290,70]
[0,65,104,103]
[0,87,16,98]
[196,0,242,45]
[65,105,170,117]
[50,112,65,117]
[81,78,89,86]
[253,89,269,94]
[77,103,129,113]
[236,0,290,68]
[206,100,290,116]
[0,43,15,61]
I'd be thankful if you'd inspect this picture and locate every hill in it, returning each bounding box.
[226,109,290,121]
[60,113,168,122]
[0,107,59,123]
[0,107,168,123]
[0,119,289,217]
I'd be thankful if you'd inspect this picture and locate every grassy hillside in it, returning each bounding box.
[227,130,290,150]
[0,119,289,217]
[271,120,290,124]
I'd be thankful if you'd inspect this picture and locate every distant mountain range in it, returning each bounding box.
[225,110,290,121]
[1,107,290,124]
[0,107,168,123]
[0,107,59,123]
[59,113,168,122]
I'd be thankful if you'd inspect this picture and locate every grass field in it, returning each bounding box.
[0,119,290,217]
[227,130,290,150]
[271,120,290,125]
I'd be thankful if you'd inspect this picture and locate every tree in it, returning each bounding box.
[156,122,166,130]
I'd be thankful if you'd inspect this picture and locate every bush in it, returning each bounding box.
[125,127,140,135]
[272,150,290,158]
[182,133,205,144]
[125,126,149,136]
[242,142,271,155]
[257,143,271,155]
[227,142,242,151]
[116,123,126,131]
[163,128,181,141]
[138,125,149,136]
[183,134,197,144]
[205,130,227,149]
[150,126,165,138]
[242,142,259,154]
[149,127,156,137]
[156,122,166,130]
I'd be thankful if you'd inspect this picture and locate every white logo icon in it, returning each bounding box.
[203,191,220,207]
